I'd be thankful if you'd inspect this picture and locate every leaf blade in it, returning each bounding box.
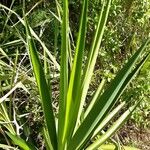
[58,0,69,148]
[86,101,140,150]
[6,132,36,150]
[69,39,150,149]
[24,16,57,150]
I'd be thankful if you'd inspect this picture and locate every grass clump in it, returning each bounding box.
[0,0,149,150]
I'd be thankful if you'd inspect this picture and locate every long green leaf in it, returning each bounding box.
[86,101,140,149]
[59,0,89,147]
[84,78,106,118]
[91,52,150,139]
[58,0,69,148]
[69,39,149,149]
[43,127,54,150]
[76,0,112,128]
[24,16,57,150]
[6,132,36,150]
[92,101,126,138]
[109,52,150,106]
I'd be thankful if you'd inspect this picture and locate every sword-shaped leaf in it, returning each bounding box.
[24,16,57,150]
[69,39,150,149]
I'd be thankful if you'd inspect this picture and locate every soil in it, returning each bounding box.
[119,124,150,150]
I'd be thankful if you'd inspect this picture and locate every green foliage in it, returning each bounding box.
[89,0,150,129]
[0,0,150,150]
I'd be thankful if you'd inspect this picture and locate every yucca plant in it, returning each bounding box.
[0,0,150,149]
